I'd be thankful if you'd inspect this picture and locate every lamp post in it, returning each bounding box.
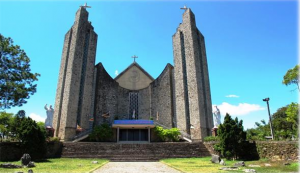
[263,97,274,140]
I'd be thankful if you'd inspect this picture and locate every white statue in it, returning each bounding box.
[213,106,221,128]
[132,109,136,119]
[44,104,54,127]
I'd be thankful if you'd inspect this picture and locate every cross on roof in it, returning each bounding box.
[180,5,187,10]
[132,55,138,62]
[80,2,91,8]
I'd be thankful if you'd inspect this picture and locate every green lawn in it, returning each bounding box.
[0,158,108,173]
[161,157,299,173]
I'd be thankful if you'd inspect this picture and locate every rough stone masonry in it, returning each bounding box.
[53,6,213,141]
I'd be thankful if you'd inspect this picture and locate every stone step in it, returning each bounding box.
[61,142,211,160]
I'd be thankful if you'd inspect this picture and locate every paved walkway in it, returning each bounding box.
[93,162,182,173]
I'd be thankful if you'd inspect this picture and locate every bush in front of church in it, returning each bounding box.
[154,126,180,142]
[89,123,113,142]
[11,110,47,160]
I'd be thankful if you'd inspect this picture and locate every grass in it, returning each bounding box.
[0,158,108,173]
[161,157,299,173]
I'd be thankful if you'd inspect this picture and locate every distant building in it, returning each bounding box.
[52,6,213,142]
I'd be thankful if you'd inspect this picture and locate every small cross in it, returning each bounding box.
[180,5,187,11]
[132,55,138,62]
[80,2,91,8]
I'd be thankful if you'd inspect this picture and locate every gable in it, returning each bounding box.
[115,63,154,90]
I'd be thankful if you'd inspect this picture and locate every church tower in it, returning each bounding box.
[173,8,213,141]
[52,6,98,141]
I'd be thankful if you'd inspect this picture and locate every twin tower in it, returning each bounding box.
[52,6,213,141]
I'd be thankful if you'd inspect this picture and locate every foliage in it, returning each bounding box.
[218,113,247,160]
[0,158,108,173]
[161,157,299,173]
[154,126,180,142]
[246,119,271,141]
[47,137,60,142]
[9,110,47,160]
[0,111,13,141]
[282,64,299,91]
[37,121,47,136]
[247,103,298,141]
[285,102,298,130]
[89,123,113,142]
[0,34,40,109]
[203,136,219,142]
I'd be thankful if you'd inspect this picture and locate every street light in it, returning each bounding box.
[263,97,274,140]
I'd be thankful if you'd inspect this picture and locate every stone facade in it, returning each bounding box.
[53,7,213,141]
[52,7,98,141]
[115,63,154,90]
[173,9,213,141]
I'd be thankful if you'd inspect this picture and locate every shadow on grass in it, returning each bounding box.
[34,159,52,163]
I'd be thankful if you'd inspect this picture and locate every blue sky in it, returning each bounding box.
[0,0,298,130]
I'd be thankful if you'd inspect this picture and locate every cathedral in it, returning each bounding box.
[52,5,213,142]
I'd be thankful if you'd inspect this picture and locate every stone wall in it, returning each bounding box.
[0,142,63,161]
[203,141,299,161]
[150,64,174,128]
[94,63,119,125]
[0,142,22,161]
[116,87,130,120]
[94,63,175,126]
[255,141,299,161]
[139,86,151,120]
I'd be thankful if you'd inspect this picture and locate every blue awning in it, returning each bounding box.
[112,120,155,128]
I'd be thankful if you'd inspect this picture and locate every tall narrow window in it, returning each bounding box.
[129,92,139,119]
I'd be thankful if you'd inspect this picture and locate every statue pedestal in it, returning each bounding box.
[46,126,55,137]
[211,127,218,137]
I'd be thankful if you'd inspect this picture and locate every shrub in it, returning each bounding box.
[89,123,113,142]
[218,113,247,160]
[154,126,180,142]
[203,136,219,142]
[48,137,60,142]
[13,111,47,160]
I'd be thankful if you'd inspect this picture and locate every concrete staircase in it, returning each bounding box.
[61,142,211,161]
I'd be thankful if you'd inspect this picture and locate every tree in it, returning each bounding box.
[246,104,298,141]
[12,110,47,160]
[0,111,13,141]
[247,119,270,141]
[282,64,299,92]
[272,106,295,139]
[218,113,246,160]
[285,102,298,131]
[0,34,40,109]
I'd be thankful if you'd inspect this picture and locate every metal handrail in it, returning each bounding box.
[72,128,93,141]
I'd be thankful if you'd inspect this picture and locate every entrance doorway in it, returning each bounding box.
[119,129,148,141]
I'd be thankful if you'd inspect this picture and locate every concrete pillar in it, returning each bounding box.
[148,127,150,143]
[117,127,119,143]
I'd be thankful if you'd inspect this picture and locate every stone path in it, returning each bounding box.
[93,162,182,173]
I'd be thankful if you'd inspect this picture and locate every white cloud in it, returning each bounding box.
[215,102,265,116]
[115,70,119,76]
[29,113,45,122]
[226,95,239,98]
